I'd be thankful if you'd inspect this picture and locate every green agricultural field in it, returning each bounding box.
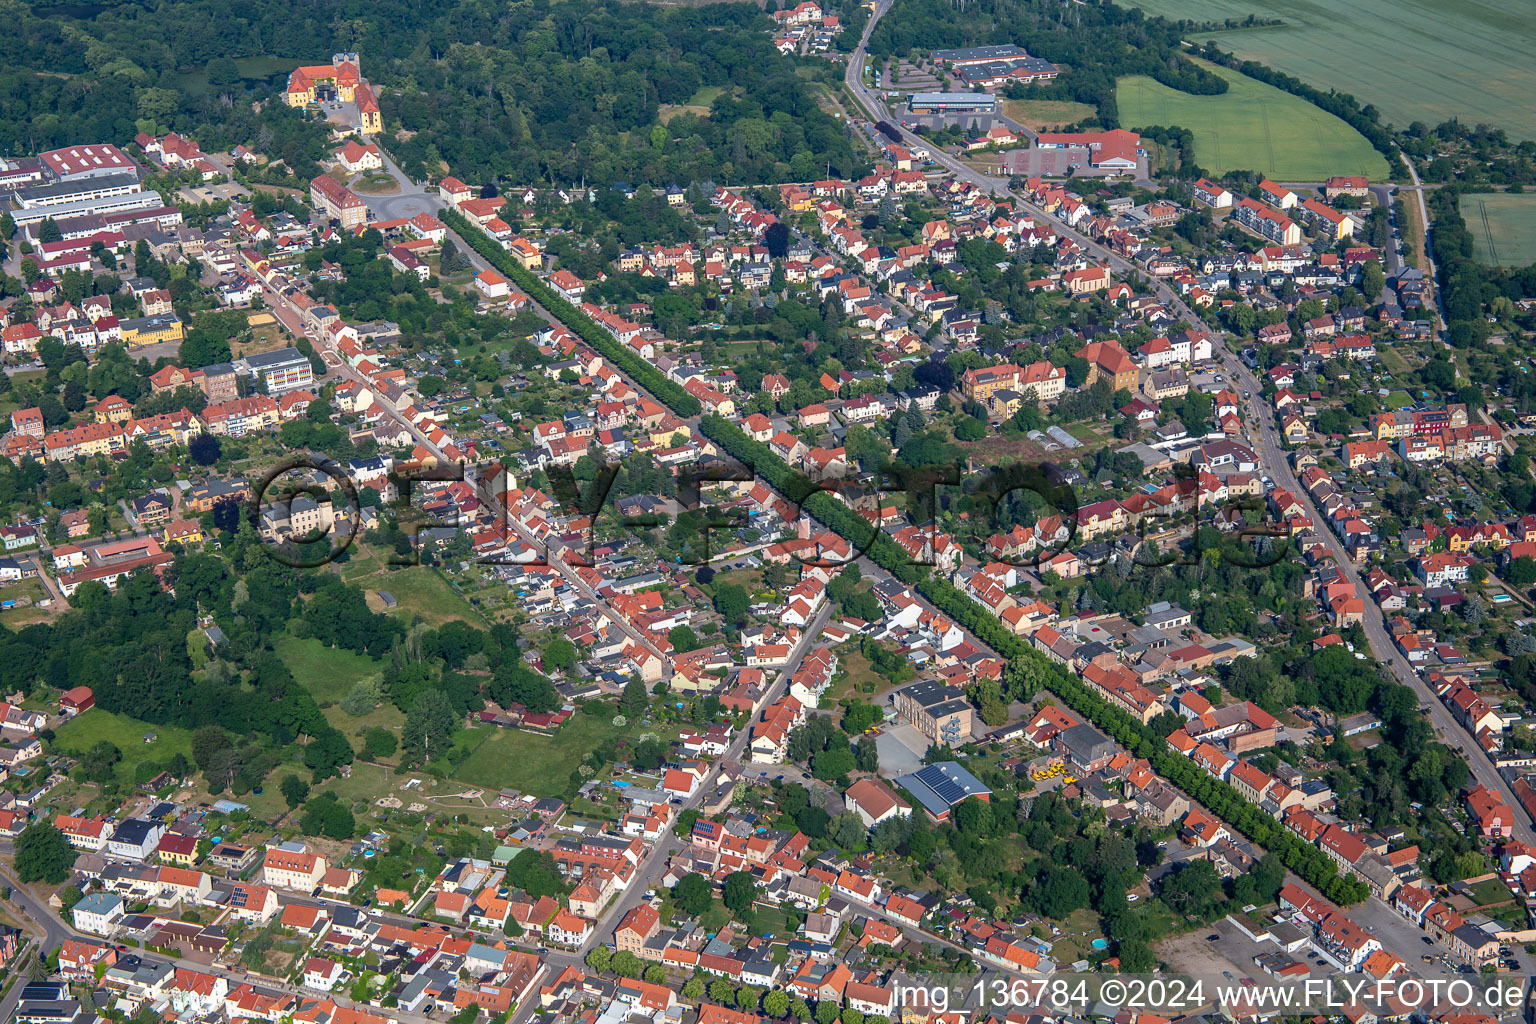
[1123,0,1536,141]
[276,636,385,705]
[1116,63,1389,180]
[1459,193,1536,267]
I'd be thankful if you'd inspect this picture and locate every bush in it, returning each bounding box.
[364,727,398,758]
[341,678,382,716]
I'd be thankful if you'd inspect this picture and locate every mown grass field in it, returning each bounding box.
[1116,62,1389,180]
[452,713,643,797]
[1122,0,1536,141]
[452,715,625,797]
[358,565,483,628]
[1459,193,1536,267]
[659,85,727,124]
[174,56,304,98]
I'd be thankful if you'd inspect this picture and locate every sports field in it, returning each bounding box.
[1116,63,1389,180]
[1123,0,1536,141]
[1459,193,1536,268]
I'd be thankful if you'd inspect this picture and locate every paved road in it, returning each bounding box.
[1368,184,1406,278]
[0,859,76,949]
[1211,346,1536,842]
[23,553,67,609]
[249,249,667,664]
[579,601,834,934]
[847,0,1536,845]
[363,150,449,224]
[466,468,669,662]
[1397,153,1443,334]
[0,849,491,1024]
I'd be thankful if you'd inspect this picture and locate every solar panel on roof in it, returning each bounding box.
[915,763,966,804]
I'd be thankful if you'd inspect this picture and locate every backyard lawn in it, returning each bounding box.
[827,649,890,704]
[1467,876,1516,907]
[0,578,52,627]
[1116,61,1389,180]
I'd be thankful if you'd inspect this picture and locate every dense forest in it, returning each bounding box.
[381,3,864,186]
[2,0,864,188]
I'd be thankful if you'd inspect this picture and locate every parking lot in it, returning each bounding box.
[875,721,928,775]
[1024,755,1076,787]
[1159,920,1269,979]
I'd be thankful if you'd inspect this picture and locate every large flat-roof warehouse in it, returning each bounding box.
[905,92,999,114]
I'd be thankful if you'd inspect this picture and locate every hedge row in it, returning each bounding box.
[453,212,1363,903]
[442,210,703,418]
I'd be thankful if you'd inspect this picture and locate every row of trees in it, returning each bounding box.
[692,419,1362,903]
[445,210,702,417]
[453,195,1366,907]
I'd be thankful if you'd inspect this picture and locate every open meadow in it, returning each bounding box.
[1122,0,1536,141]
[52,710,196,787]
[451,714,627,798]
[1002,98,1096,131]
[1116,62,1389,180]
[275,636,384,705]
[174,56,304,98]
[1459,193,1536,267]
